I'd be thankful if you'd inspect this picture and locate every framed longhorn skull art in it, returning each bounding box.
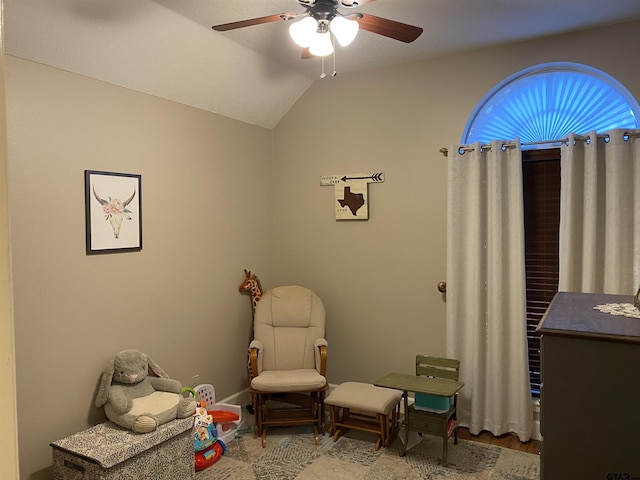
[84,170,142,254]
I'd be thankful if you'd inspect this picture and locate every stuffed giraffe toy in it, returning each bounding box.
[239,269,263,414]
[239,269,262,318]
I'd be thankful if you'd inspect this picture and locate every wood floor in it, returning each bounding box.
[457,427,540,454]
[331,424,541,455]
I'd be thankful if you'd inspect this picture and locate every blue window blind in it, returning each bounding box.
[462,62,640,144]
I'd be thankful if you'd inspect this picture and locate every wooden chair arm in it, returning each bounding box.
[318,344,327,377]
[249,347,259,380]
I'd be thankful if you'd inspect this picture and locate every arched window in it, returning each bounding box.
[462,62,640,144]
[461,63,640,399]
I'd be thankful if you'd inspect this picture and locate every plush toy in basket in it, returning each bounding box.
[95,349,196,433]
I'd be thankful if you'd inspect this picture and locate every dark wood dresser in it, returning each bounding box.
[536,291,640,480]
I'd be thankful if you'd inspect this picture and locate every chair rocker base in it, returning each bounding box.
[252,388,327,448]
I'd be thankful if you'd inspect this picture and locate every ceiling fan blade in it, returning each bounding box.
[301,48,315,59]
[356,14,423,43]
[212,13,297,32]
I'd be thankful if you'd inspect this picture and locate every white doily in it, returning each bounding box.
[593,303,640,319]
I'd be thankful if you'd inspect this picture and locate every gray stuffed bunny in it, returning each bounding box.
[95,349,196,433]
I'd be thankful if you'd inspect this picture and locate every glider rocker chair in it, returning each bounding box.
[248,285,328,447]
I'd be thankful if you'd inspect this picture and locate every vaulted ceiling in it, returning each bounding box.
[5,0,640,128]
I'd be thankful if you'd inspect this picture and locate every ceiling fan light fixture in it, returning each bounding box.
[309,30,334,57]
[330,15,359,47]
[289,16,318,47]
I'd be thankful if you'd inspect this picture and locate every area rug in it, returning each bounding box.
[195,426,540,480]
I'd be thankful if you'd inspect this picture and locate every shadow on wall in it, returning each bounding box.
[29,467,52,480]
[88,375,108,425]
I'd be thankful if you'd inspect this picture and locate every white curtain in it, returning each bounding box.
[559,129,640,293]
[446,139,534,442]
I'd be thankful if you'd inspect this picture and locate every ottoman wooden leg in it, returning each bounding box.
[378,413,386,449]
[331,406,346,442]
[328,405,336,435]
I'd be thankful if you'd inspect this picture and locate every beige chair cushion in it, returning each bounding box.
[251,369,327,393]
[253,285,326,372]
[325,382,403,415]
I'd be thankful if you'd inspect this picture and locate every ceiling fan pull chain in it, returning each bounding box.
[320,55,326,79]
[332,36,337,76]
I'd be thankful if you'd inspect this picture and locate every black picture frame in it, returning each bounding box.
[85,170,142,255]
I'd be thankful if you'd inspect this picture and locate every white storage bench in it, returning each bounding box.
[50,417,194,480]
[325,382,403,450]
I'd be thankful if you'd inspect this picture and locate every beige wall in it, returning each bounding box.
[5,57,273,479]
[5,18,640,480]
[0,0,20,476]
[271,20,640,385]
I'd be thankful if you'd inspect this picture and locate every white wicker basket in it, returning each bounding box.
[194,384,243,445]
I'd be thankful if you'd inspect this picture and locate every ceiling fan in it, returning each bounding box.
[212,0,423,58]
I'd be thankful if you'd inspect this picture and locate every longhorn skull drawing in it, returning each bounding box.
[92,186,136,239]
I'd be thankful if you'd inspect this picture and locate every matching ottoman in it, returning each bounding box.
[325,382,403,450]
[50,417,194,480]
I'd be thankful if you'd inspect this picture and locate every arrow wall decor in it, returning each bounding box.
[320,172,385,186]
[320,172,385,220]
